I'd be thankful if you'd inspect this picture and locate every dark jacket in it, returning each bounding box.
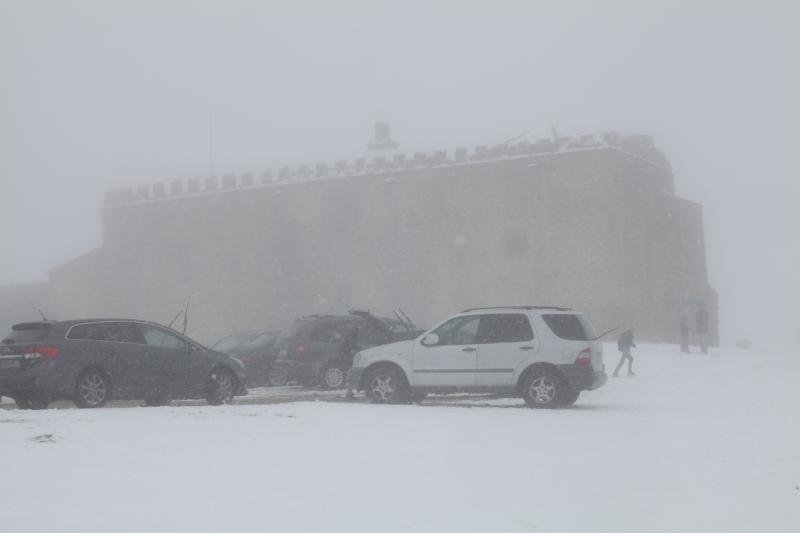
[618,329,635,351]
[680,317,691,336]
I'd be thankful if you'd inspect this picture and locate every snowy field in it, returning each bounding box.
[1,343,798,533]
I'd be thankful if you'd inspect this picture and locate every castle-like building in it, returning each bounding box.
[5,124,718,345]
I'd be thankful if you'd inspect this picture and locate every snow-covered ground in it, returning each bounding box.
[1,343,798,533]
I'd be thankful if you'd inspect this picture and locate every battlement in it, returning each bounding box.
[103,132,670,207]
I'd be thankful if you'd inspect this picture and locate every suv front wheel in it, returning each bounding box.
[521,368,567,409]
[364,366,409,404]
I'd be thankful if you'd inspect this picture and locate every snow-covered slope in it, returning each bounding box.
[1,344,798,532]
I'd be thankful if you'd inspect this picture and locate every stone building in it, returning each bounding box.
[31,127,716,345]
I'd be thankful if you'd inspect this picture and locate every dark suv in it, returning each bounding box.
[0,319,248,409]
[270,310,422,389]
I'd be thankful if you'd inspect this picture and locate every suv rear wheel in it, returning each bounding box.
[521,368,566,409]
[364,365,409,404]
[74,368,110,408]
[320,365,346,390]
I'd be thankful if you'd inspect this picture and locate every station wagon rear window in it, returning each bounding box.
[542,314,595,341]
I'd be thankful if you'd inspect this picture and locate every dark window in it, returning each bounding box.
[105,323,146,344]
[477,314,533,343]
[355,322,385,348]
[4,322,53,343]
[68,322,145,344]
[430,316,481,345]
[310,320,354,343]
[138,325,188,350]
[542,314,593,341]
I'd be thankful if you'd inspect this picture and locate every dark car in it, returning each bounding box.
[211,330,279,387]
[270,309,422,390]
[0,319,248,409]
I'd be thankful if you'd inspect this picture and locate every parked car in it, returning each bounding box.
[347,306,607,408]
[270,309,422,390]
[0,319,248,409]
[211,330,279,387]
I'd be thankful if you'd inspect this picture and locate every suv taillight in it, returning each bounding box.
[575,348,592,366]
[23,346,60,360]
[295,344,308,359]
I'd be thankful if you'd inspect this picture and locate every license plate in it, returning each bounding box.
[0,359,21,369]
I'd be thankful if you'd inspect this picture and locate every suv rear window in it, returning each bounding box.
[3,322,53,343]
[542,314,595,341]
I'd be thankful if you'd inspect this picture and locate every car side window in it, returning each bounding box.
[430,316,481,346]
[477,314,533,344]
[355,322,384,347]
[311,320,351,343]
[139,325,188,350]
[105,322,146,344]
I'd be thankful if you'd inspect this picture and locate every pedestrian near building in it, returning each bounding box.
[680,316,691,353]
[695,306,710,354]
[613,327,636,377]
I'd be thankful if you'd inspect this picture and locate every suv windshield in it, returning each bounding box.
[542,314,595,341]
[3,322,53,343]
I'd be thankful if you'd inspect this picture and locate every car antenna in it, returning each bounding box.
[393,310,412,332]
[398,308,416,329]
[38,309,48,321]
[167,308,184,329]
[181,301,190,335]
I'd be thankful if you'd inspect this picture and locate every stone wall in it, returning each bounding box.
[23,133,716,346]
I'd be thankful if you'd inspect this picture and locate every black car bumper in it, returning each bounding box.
[557,364,607,392]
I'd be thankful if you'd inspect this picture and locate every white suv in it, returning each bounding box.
[347,306,607,408]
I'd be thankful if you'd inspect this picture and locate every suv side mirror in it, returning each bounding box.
[421,333,439,346]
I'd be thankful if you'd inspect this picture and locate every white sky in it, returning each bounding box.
[1,0,798,349]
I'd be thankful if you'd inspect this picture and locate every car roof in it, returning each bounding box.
[459,306,574,314]
[16,318,172,329]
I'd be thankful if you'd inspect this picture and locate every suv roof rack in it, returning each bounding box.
[460,305,573,313]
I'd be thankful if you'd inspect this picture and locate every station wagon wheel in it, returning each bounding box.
[74,369,110,408]
[321,365,346,390]
[364,366,408,404]
[521,369,564,409]
[207,368,236,405]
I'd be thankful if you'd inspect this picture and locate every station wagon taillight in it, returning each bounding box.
[23,346,61,359]
[574,348,592,366]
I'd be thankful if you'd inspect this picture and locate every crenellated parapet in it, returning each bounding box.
[103,131,670,207]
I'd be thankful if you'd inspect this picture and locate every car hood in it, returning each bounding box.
[361,339,414,358]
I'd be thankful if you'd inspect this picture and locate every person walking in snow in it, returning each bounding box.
[613,327,636,377]
[680,316,691,353]
[695,306,709,354]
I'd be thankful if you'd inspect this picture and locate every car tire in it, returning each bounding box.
[320,365,346,390]
[15,395,50,410]
[559,388,580,407]
[266,368,289,387]
[74,368,110,408]
[364,365,409,404]
[207,367,236,405]
[521,368,566,409]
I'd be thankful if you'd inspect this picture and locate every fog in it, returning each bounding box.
[1,0,798,348]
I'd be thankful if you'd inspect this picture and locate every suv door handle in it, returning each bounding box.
[461,347,476,352]
[519,346,534,351]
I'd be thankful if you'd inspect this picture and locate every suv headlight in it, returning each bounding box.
[352,352,363,367]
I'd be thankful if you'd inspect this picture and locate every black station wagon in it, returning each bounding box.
[0,319,247,409]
